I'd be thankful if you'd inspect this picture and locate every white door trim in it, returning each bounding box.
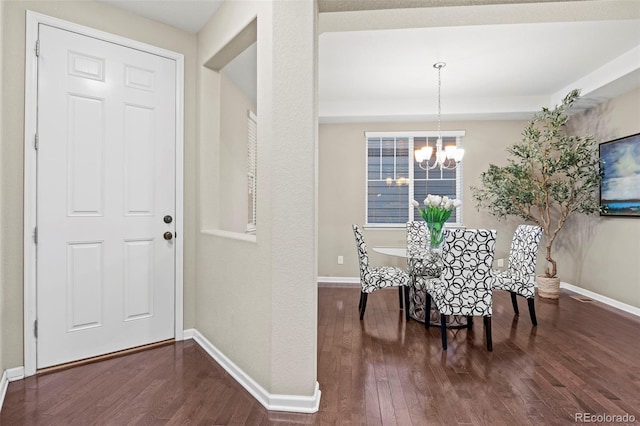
[23,10,185,377]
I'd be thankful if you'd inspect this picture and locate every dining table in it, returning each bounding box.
[372,246,467,328]
[371,247,407,258]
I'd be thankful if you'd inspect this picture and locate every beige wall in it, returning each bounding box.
[319,89,640,308]
[319,119,530,277]
[196,0,317,397]
[559,88,640,307]
[0,0,197,369]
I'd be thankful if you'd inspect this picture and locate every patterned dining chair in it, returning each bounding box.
[352,224,410,320]
[406,221,428,322]
[424,228,497,351]
[491,225,543,326]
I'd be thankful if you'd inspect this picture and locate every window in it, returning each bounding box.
[365,131,464,227]
[246,110,257,233]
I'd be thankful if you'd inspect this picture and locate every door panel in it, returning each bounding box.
[67,242,104,331]
[123,239,155,321]
[37,24,176,368]
[67,94,105,216]
[124,104,155,215]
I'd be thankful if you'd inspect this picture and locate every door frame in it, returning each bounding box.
[23,11,185,377]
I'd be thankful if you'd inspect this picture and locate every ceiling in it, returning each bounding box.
[98,0,640,123]
[319,19,640,122]
[98,0,223,33]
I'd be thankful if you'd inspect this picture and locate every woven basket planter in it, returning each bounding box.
[537,275,560,299]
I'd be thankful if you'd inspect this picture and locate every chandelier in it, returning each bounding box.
[414,62,464,170]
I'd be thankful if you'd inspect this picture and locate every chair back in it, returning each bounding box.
[508,225,543,286]
[352,224,370,283]
[406,221,427,271]
[441,228,497,313]
[406,221,427,255]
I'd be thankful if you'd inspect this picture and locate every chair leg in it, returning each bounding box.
[359,293,368,320]
[358,292,364,310]
[404,286,411,321]
[527,297,538,326]
[467,316,473,330]
[425,293,432,329]
[484,316,493,351]
[440,314,448,350]
[510,292,520,316]
[398,286,404,309]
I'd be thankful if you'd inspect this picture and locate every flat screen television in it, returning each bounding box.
[599,132,640,217]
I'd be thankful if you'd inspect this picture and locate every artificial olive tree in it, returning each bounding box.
[472,89,602,278]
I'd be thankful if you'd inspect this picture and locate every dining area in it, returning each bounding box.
[333,188,640,424]
[352,195,543,353]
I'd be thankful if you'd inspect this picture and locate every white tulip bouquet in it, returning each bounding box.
[412,195,461,248]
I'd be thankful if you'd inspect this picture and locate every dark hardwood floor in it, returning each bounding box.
[2,286,639,425]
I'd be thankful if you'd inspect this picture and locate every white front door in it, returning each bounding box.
[36,24,176,368]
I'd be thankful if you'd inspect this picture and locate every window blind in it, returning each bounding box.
[247,110,257,232]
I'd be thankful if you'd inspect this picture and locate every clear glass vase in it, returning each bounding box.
[424,221,445,277]
[426,221,445,250]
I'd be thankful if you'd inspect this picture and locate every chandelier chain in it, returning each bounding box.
[414,61,463,171]
[437,64,441,138]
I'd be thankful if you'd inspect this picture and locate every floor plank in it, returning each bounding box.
[2,287,639,425]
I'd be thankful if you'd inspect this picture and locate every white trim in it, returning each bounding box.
[364,223,407,229]
[0,371,7,412]
[1,367,26,412]
[23,11,39,378]
[364,222,464,230]
[365,130,466,138]
[174,42,185,342]
[408,137,415,213]
[560,282,640,317]
[363,131,369,227]
[184,329,321,413]
[6,367,25,382]
[317,276,360,285]
[455,135,464,225]
[23,11,185,377]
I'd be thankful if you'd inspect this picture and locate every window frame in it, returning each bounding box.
[364,130,465,228]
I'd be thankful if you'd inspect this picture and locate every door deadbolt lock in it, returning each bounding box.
[163,215,173,224]
[163,231,173,241]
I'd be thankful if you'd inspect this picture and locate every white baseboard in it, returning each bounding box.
[560,282,640,317]
[183,328,320,413]
[6,367,25,382]
[0,370,7,413]
[317,276,359,285]
[1,367,25,413]
[2,329,325,415]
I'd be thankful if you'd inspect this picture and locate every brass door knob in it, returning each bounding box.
[163,231,173,241]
